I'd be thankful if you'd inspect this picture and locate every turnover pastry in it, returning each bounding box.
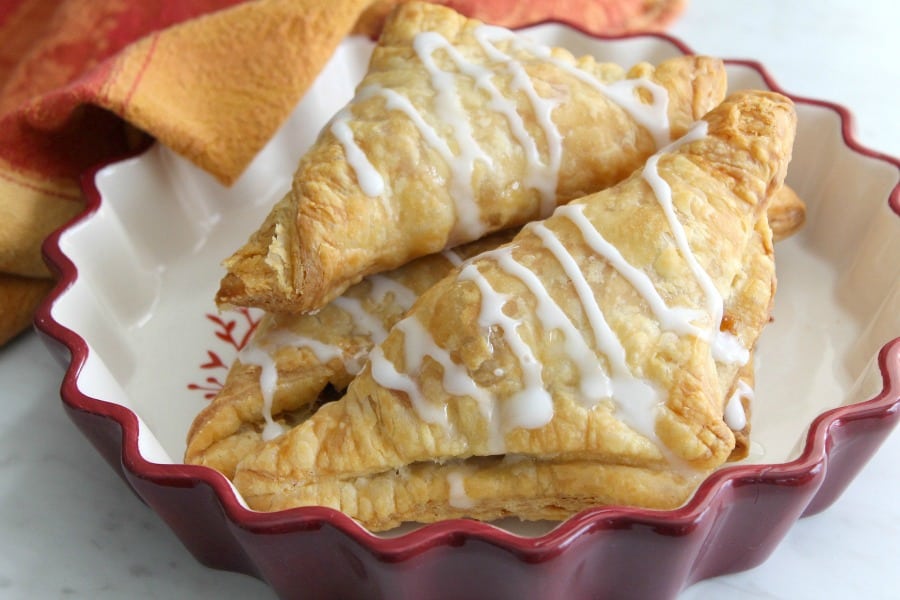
[187,188,802,477]
[216,1,729,314]
[231,90,797,531]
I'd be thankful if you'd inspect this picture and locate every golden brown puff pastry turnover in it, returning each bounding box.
[189,211,786,478]
[231,90,796,531]
[215,1,728,314]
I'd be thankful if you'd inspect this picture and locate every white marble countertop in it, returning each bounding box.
[1,0,898,598]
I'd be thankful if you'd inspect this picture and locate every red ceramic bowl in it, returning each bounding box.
[34,26,900,600]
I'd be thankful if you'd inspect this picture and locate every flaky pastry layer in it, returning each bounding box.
[216,1,728,313]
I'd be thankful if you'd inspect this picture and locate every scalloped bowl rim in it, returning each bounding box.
[34,25,900,562]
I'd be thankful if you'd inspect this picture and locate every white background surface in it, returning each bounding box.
[1,0,898,598]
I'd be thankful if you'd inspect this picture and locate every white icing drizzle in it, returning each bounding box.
[457,263,555,432]
[240,276,418,442]
[446,469,476,509]
[358,83,487,240]
[332,297,389,344]
[724,379,753,431]
[257,329,346,364]
[713,330,750,365]
[556,203,706,336]
[481,246,612,406]
[400,315,493,408]
[329,106,387,203]
[370,314,497,442]
[369,260,564,453]
[471,24,672,148]
[441,248,464,266]
[369,342,445,427]
[241,327,351,441]
[366,84,456,162]
[640,120,750,366]
[237,342,289,442]
[597,79,671,149]
[335,22,673,245]
[471,26,563,216]
[527,223,626,373]
[413,33,495,240]
[527,221,662,442]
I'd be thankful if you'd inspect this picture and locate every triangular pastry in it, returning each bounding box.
[188,193,798,478]
[231,90,796,531]
[216,1,728,313]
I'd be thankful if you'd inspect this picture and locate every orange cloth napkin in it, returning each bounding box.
[0,0,684,346]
